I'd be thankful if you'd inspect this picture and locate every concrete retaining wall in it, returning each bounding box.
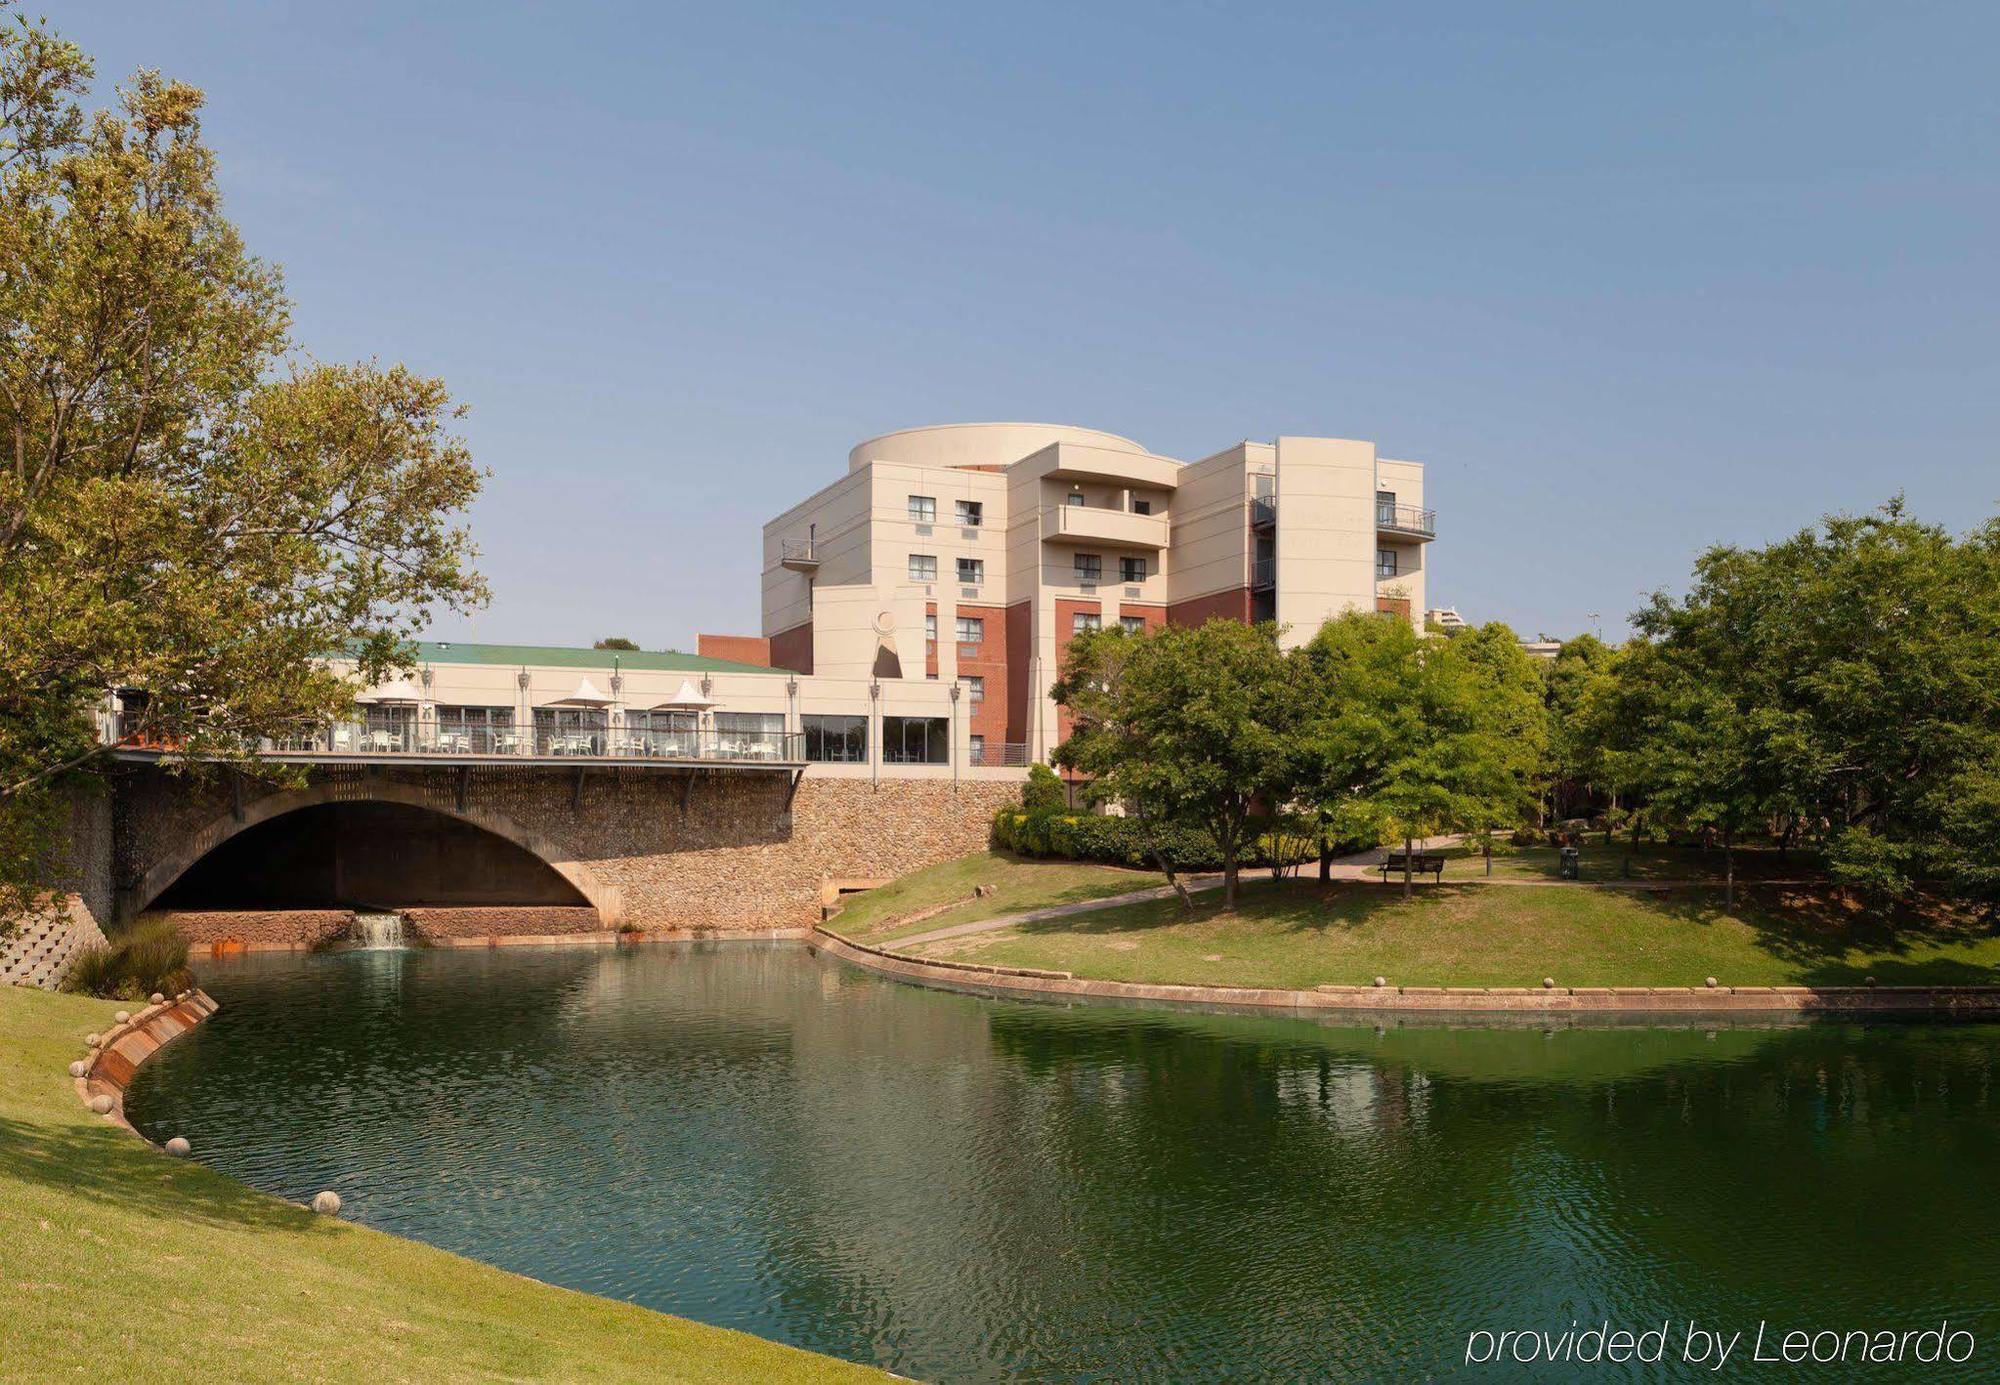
[75,989,219,1141]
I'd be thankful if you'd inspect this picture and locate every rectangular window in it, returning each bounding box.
[1377,548,1399,578]
[1120,615,1147,635]
[1120,556,1146,583]
[955,616,983,645]
[714,712,785,758]
[969,734,985,762]
[909,553,936,582]
[957,557,984,584]
[1132,498,1152,516]
[532,707,607,755]
[1065,492,1085,507]
[908,495,936,522]
[1072,611,1101,636]
[802,713,868,763]
[435,705,513,753]
[1376,489,1397,524]
[882,715,949,764]
[964,675,984,705]
[925,613,937,644]
[1074,553,1102,582]
[956,499,983,527]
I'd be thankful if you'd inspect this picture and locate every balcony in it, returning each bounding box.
[1250,494,1277,529]
[1376,503,1436,541]
[968,741,1031,767]
[779,537,820,572]
[108,720,806,769]
[1251,557,1276,589]
[1041,503,1169,550]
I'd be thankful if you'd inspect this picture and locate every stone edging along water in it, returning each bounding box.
[808,928,2000,1016]
[70,989,219,1144]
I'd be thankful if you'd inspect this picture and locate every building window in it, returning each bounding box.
[1065,492,1085,507]
[1132,498,1152,516]
[955,616,983,645]
[1376,489,1397,524]
[969,734,985,762]
[964,675,984,705]
[1072,611,1101,636]
[435,705,514,752]
[882,715,949,764]
[1377,548,1398,578]
[1119,615,1147,635]
[909,495,936,522]
[924,613,937,644]
[1074,553,1102,582]
[956,499,983,527]
[1120,556,1146,583]
[909,553,936,582]
[714,712,784,757]
[532,707,606,754]
[957,557,984,585]
[802,713,867,763]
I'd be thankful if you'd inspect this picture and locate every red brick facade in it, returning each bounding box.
[696,633,772,667]
[768,621,814,675]
[1166,586,1252,627]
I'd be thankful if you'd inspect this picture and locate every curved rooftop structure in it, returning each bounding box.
[847,422,1150,474]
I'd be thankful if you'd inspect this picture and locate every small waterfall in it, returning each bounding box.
[349,911,407,950]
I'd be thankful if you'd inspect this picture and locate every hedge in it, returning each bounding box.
[992,806,1275,872]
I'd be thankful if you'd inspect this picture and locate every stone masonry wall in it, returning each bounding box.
[112,765,1023,934]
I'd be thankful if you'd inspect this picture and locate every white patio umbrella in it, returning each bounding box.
[542,676,614,708]
[355,677,422,704]
[648,678,718,712]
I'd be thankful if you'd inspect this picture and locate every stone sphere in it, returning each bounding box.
[1542,977,1556,989]
[87,1094,113,1115]
[311,1190,343,1216]
[67,1060,87,1078]
[1705,976,1719,989]
[114,1010,130,1025]
[84,1033,101,1048]
[1372,976,1387,988]
[164,1136,191,1158]
[1866,976,1878,987]
[150,993,165,1005]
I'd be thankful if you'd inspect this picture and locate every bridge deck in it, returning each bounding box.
[108,747,804,773]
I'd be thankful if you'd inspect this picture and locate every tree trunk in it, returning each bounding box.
[1402,833,1414,900]
[1318,828,1333,882]
[1223,851,1238,910]
[1724,832,1736,912]
[1133,804,1195,914]
[1484,837,1493,877]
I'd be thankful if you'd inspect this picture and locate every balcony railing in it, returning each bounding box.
[153,719,805,764]
[1376,503,1436,537]
[1251,557,1275,589]
[1250,495,1277,527]
[969,741,1030,767]
[780,537,819,569]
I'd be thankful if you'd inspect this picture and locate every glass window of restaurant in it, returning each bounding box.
[714,712,785,755]
[803,714,868,763]
[882,715,949,764]
[623,709,696,752]
[360,704,417,748]
[435,705,514,752]
[533,707,608,753]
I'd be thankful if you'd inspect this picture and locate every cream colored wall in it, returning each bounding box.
[1165,443,1260,604]
[1374,456,1427,624]
[761,468,872,638]
[847,422,1148,473]
[1273,436,1377,647]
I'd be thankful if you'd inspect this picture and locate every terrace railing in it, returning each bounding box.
[1376,502,1437,536]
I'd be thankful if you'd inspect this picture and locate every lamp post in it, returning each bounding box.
[949,681,962,787]
[868,679,880,787]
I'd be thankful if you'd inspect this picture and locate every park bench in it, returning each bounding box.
[1379,852,1446,884]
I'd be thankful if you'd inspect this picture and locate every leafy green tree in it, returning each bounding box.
[593,637,640,651]
[1052,619,1298,909]
[1021,761,1067,816]
[1295,615,1540,897]
[1542,633,1615,821]
[0,10,485,922]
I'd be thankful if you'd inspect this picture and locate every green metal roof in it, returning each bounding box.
[409,641,782,676]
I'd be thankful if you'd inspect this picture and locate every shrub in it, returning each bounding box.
[993,806,1274,872]
[61,917,191,999]
[1022,762,1067,815]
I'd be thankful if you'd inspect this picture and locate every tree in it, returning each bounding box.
[1542,633,1615,822]
[593,637,639,651]
[1603,500,2000,905]
[1295,615,1540,898]
[1052,619,1298,909]
[0,9,485,922]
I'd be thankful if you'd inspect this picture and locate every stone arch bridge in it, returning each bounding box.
[103,758,1018,938]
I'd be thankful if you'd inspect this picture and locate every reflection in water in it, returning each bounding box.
[126,945,2000,1382]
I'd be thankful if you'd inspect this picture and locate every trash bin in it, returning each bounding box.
[1559,847,1581,880]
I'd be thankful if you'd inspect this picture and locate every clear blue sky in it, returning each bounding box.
[69,2,2000,647]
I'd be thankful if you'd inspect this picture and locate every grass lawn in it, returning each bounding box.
[0,986,883,1383]
[920,877,2000,991]
[828,851,1161,942]
[1430,840,1823,884]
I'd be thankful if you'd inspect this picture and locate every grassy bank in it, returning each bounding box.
[0,986,882,1382]
[829,851,1159,942]
[914,877,2000,990]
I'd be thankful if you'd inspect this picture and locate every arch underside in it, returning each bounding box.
[131,781,623,925]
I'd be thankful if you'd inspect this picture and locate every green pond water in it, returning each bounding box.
[124,943,2000,1381]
